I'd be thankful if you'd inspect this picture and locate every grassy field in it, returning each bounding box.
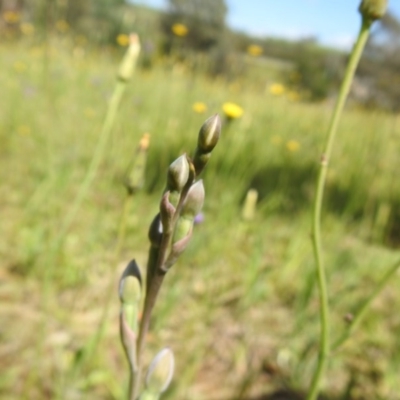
[1,36,400,400]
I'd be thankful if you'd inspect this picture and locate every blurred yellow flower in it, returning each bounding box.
[3,10,20,24]
[20,22,35,35]
[192,102,207,114]
[55,20,69,33]
[286,140,301,153]
[171,23,188,37]
[269,83,285,96]
[116,33,130,47]
[222,102,243,119]
[247,44,263,57]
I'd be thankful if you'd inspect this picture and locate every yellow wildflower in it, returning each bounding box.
[55,20,69,33]
[247,44,263,57]
[222,102,243,120]
[269,83,285,96]
[171,23,188,37]
[192,102,207,114]
[3,10,20,24]
[116,33,130,47]
[286,140,300,153]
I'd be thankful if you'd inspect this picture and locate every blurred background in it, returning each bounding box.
[1,0,400,399]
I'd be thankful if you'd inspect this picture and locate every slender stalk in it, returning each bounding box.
[58,80,126,242]
[332,258,400,352]
[85,194,133,360]
[131,177,194,399]
[307,19,372,400]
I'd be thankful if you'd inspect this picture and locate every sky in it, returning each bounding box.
[131,0,400,49]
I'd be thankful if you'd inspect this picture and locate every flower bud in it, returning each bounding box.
[167,154,190,192]
[197,114,221,153]
[145,348,175,394]
[181,180,205,218]
[359,0,387,22]
[118,34,141,82]
[172,216,193,245]
[119,259,142,304]
[148,213,163,248]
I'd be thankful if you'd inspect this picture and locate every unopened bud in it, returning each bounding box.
[145,348,175,394]
[118,34,141,82]
[119,260,142,304]
[181,180,205,218]
[359,0,387,22]
[197,114,221,152]
[148,213,163,248]
[167,154,190,192]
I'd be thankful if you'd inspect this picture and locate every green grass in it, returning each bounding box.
[1,37,400,400]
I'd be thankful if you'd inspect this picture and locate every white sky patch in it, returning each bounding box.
[323,34,355,50]
[242,26,316,41]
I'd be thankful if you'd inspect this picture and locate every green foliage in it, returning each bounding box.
[24,0,127,43]
[161,0,227,51]
[159,0,230,75]
[287,40,343,101]
[358,11,400,111]
[1,36,400,400]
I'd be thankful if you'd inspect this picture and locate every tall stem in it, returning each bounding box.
[307,19,371,400]
[131,176,194,399]
[59,80,126,241]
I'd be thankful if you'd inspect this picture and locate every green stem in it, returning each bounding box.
[332,258,400,352]
[131,176,194,399]
[307,19,371,400]
[58,80,127,247]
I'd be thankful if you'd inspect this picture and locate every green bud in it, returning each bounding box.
[119,260,142,304]
[167,154,190,192]
[145,348,175,394]
[120,276,141,305]
[197,114,221,153]
[118,34,141,82]
[172,215,193,245]
[119,260,142,370]
[359,0,387,22]
[171,181,204,245]
[181,180,205,218]
[193,115,221,175]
